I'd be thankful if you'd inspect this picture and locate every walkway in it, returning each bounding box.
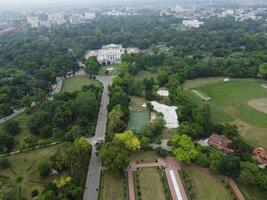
[150,139,172,151]
[227,178,245,200]
[83,76,113,200]
[0,108,25,125]
[127,157,187,200]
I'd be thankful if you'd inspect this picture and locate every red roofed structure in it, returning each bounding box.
[208,133,234,153]
[252,147,267,165]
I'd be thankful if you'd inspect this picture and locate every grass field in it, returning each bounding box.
[98,171,126,200]
[188,78,267,149]
[62,75,100,93]
[135,168,166,200]
[235,178,267,200]
[186,165,234,200]
[0,145,59,199]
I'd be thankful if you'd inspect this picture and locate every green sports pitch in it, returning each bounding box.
[188,78,267,149]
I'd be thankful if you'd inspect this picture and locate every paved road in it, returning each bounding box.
[83,76,113,200]
[0,108,25,125]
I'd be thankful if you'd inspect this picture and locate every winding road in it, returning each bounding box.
[83,76,113,200]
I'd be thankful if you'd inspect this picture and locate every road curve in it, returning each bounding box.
[83,76,113,200]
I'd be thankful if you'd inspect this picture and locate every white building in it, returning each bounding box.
[84,12,96,20]
[86,44,140,65]
[27,16,40,28]
[48,13,65,25]
[182,20,204,28]
[97,44,124,64]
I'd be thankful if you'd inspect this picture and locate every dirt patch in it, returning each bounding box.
[224,106,239,115]
[248,98,267,114]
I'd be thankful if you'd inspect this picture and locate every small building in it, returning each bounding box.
[157,87,169,97]
[252,147,267,167]
[208,133,234,153]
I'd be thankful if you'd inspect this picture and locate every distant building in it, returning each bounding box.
[27,16,40,28]
[182,20,204,28]
[86,44,140,65]
[252,147,267,167]
[208,133,234,153]
[48,13,65,25]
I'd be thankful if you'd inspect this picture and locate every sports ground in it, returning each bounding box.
[185,78,267,149]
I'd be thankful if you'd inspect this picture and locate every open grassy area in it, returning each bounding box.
[62,75,100,93]
[0,145,60,199]
[135,168,166,200]
[183,77,227,89]
[235,178,267,200]
[186,165,234,200]
[188,78,267,149]
[98,171,126,200]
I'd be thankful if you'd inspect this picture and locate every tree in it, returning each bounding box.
[114,130,141,151]
[208,151,222,173]
[176,122,204,139]
[240,161,267,189]
[28,111,50,135]
[38,161,50,178]
[100,141,130,174]
[172,134,198,163]
[223,124,238,138]
[0,158,9,169]
[107,105,127,135]
[85,56,100,75]
[257,63,267,79]
[218,155,240,177]
[3,120,21,135]
[142,117,165,138]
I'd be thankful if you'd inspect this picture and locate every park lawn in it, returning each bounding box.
[186,165,234,200]
[98,171,126,200]
[0,145,60,199]
[130,151,158,163]
[135,168,166,200]
[190,78,267,149]
[62,75,100,93]
[183,77,227,89]
[235,178,267,200]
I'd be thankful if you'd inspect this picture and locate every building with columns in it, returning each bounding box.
[86,44,139,65]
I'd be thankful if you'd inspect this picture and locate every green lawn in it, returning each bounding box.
[62,75,100,93]
[0,145,60,199]
[98,171,126,200]
[235,178,267,200]
[135,168,166,200]
[186,165,234,200]
[189,78,267,149]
